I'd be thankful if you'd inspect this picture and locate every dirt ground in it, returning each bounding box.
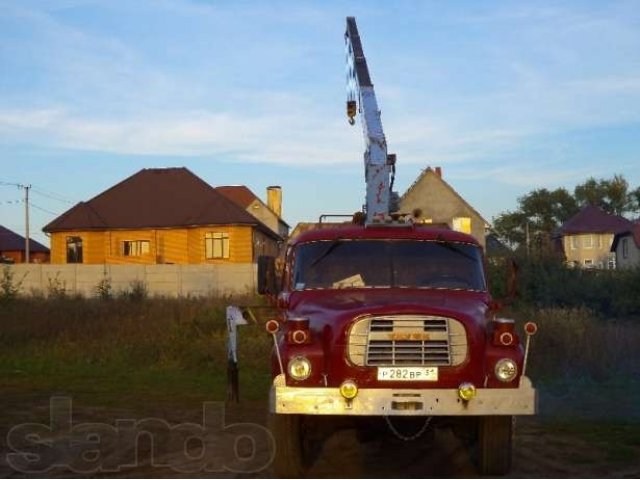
[1,389,638,479]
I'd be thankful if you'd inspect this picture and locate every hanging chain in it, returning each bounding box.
[384,415,432,441]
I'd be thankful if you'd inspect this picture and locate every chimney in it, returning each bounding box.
[267,186,282,217]
[435,167,442,177]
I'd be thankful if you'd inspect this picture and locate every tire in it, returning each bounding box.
[267,413,309,478]
[478,415,513,476]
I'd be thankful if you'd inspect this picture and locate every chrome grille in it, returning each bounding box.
[348,315,468,367]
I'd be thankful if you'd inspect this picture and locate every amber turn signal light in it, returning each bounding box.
[292,329,308,344]
[524,322,538,336]
[265,319,280,335]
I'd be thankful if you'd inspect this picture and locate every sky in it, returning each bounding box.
[1,0,639,245]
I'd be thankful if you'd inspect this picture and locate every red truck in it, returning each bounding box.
[242,17,538,476]
[258,221,537,476]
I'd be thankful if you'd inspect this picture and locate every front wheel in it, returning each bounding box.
[478,415,513,476]
[267,413,310,478]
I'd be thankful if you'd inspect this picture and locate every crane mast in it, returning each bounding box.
[345,16,398,223]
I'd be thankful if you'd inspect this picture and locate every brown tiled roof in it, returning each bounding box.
[0,225,49,253]
[558,205,632,235]
[216,185,290,228]
[42,168,280,239]
[215,186,259,209]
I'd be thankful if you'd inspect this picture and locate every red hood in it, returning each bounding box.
[278,288,492,388]
[288,288,490,336]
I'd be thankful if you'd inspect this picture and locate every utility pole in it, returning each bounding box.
[24,184,31,263]
[1,181,31,263]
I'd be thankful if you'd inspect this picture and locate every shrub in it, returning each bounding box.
[46,272,67,299]
[94,276,113,300]
[0,266,23,303]
[488,254,640,318]
[121,280,148,302]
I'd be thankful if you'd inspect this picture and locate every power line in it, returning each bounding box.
[31,186,76,204]
[29,201,60,217]
[0,180,26,188]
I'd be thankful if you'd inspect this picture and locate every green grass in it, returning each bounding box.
[1,295,639,412]
[0,295,274,404]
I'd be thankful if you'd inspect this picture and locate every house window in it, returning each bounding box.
[583,259,593,267]
[452,217,471,234]
[123,240,150,256]
[583,234,593,249]
[205,232,230,259]
[570,236,579,250]
[594,235,602,249]
[622,238,629,259]
[66,236,83,263]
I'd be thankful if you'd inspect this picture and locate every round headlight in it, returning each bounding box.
[458,382,477,401]
[339,379,359,399]
[287,356,311,380]
[495,358,518,382]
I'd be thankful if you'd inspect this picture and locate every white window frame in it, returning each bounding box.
[123,240,150,257]
[570,236,579,250]
[583,234,593,249]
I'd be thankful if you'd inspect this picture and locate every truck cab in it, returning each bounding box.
[260,222,537,476]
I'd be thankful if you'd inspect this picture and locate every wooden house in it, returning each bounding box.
[42,168,282,265]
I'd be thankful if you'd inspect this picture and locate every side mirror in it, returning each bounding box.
[257,255,278,295]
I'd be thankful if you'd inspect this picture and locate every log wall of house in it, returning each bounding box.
[48,225,274,265]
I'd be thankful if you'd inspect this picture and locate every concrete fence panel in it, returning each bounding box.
[2,263,257,297]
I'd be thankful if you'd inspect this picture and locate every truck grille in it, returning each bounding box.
[348,315,467,367]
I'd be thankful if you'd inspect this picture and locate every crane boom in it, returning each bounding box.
[345,16,397,223]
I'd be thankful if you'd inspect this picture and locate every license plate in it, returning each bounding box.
[377,367,438,381]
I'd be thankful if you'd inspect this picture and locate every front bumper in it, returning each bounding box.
[270,374,537,416]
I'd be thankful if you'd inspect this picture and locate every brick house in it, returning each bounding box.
[399,167,489,248]
[0,225,50,263]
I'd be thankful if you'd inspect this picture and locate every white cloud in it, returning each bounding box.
[1,0,640,195]
[0,107,364,165]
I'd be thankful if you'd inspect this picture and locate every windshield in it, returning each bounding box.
[292,239,486,291]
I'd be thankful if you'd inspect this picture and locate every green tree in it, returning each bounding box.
[574,174,632,215]
[494,175,638,253]
[493,188,578,251]
[629,185,640,213]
